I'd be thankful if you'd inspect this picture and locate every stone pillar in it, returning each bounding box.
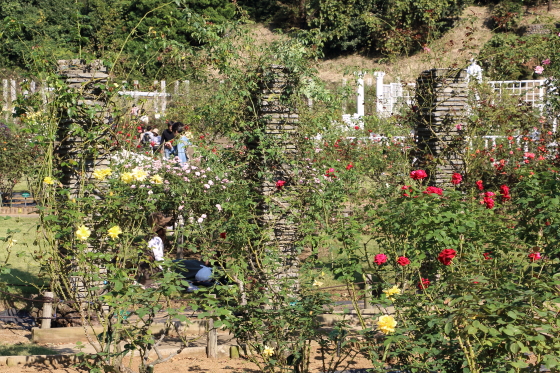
[252,65,299,289]
[415,68,469,186]
[56,59,110,196]
[55,60,111,306]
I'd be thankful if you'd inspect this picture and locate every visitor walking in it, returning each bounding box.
[172,122,192,165]
[162,121,175,159]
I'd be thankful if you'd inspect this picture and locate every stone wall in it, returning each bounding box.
[252,65,300,286]
[522,24,550,36]
[415,68,469,186]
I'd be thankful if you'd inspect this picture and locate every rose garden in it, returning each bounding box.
[1,2,560,373]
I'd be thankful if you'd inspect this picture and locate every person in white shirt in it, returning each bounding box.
[139,212,174,286]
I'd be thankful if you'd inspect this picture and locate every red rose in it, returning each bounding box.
[483,196,495,209]
[374,253,387,265]
[354,126,360,130]
[476,180,484,191]
[396,256,410,266]
[528,252,541,262]
[346,164,354,170]
[276,180,286,190]
[410,170,427,180]
[483,252,492,260]
[418,278,430,290]
[500,185,511,201]
[401,185,412,197]
[220,232,227,239]
[438,249,457,265]
[451,173,462,185]
[423,186,443,196]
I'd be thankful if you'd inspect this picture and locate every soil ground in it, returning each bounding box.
[0,325,374,373]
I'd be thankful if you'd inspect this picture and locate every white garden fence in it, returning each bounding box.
[371,72,546,117]
[0,78,190,120]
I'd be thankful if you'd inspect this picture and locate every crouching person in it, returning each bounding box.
[138,212,174,287]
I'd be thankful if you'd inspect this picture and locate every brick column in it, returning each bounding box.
[415,68,469,186]
[252,65,300,288]
[56,59,110,196]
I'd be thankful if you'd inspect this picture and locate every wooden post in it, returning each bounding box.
[160,80,167,114]
[207,294,218,359]
[183,80,190,102]
[207,318,218,359]
[10,79,16,113]
[40,80,48,110]
[342,78,347,114]
[2,79,7,115]
[153,80,159,114]
[41,292,54,329]
[364,274,373,310]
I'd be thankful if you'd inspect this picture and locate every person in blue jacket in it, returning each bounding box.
[171,122,192,164]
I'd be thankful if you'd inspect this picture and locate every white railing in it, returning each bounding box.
[1,78,191,119]
[371,72,546,117]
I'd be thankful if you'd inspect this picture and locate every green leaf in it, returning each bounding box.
[509,342,519,354]
[444,322,452,335]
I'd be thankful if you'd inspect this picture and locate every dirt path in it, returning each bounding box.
[0,326,373,373]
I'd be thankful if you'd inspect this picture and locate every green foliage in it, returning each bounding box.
[0,0,239,81]
[478,32,556,80]
[0,122,40,204]
[490,1,523,32]
[334,177,560,373]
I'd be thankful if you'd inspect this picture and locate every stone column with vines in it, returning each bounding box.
[56,59,111,196]
[251,65,300,291]
[55,59,111,306]
[415,68,469,186]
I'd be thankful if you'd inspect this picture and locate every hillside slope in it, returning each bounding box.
[249,4,560,84]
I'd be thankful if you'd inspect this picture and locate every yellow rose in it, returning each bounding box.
[382,285,401,301]
[377,315,397,334]
[150,175,163,184]
[262,346,274,357]
[107,225,123,239]
[93,168,112,180]
[120,172,135,183]
[43,176,55,185]
[76,225,92,241]
[131,167,148,182]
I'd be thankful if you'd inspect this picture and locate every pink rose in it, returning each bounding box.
[528,252,541,262]
[534,66,544,74]
[423,186,443,196]
[410,170,427,180]
[276,180,286,190]
[374,254,387,265]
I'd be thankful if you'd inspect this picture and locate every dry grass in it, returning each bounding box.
[245,4,560,84]
[314,6,494,84]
